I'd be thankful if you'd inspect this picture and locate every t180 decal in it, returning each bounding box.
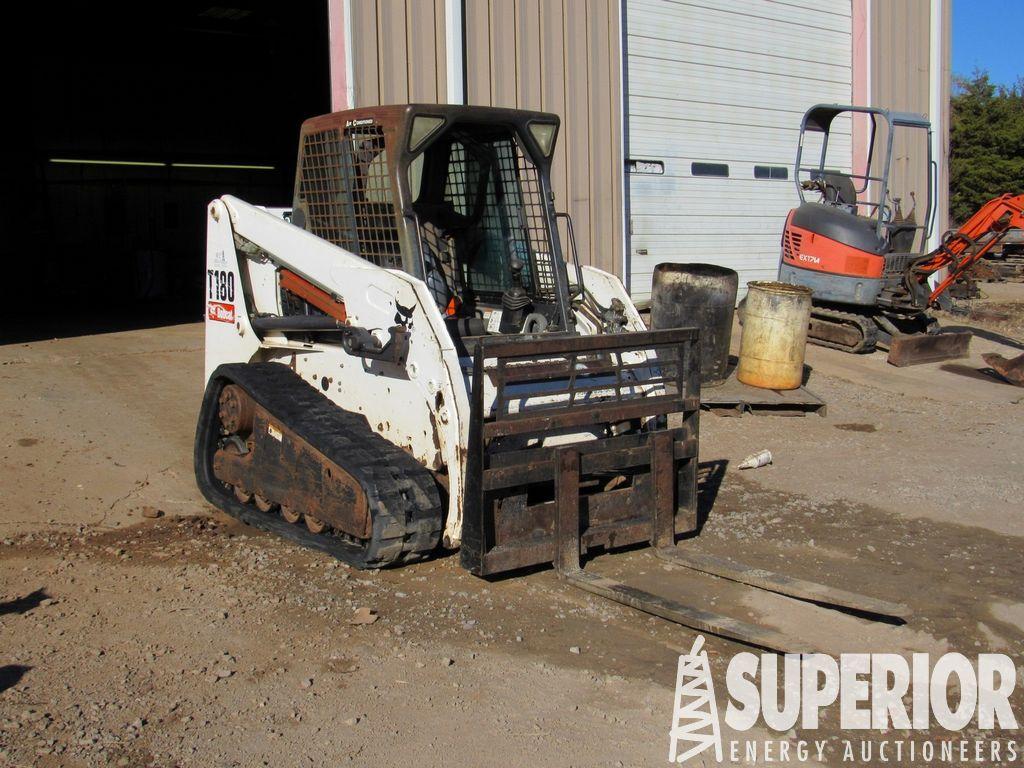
[207,269,235,303]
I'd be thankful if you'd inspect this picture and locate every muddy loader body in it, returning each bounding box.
[196,105,905,651]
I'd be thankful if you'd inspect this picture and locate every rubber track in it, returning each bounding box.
[808,306,878,353]
[194,363,443,569]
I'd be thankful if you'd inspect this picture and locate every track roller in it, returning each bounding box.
[807,306,878,353]
[305,516,328,534]
[253,494,277,513]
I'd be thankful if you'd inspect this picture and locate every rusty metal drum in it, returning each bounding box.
[651,263,739,387]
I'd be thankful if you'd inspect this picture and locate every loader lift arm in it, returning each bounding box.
[910,194,1024,305]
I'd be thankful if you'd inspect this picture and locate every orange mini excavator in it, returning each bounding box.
[778,104,1024,366]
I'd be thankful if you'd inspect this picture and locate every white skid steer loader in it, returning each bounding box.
[195,105,906,652]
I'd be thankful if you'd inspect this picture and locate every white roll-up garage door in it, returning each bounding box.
[626,0,853,301]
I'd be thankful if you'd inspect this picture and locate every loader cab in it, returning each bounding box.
[291,105,575,342]
[793,104,935,255]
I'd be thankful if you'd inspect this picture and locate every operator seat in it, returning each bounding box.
[811,171,858,213]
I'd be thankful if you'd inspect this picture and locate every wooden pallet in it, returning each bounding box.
[700,374,827,417]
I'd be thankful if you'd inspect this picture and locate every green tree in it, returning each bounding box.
[948,71,1024,224]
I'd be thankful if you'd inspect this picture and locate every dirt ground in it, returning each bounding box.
[1,285,1023,767]
[935,281,1024,353]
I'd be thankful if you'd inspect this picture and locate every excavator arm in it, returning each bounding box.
[910,194,1024,305]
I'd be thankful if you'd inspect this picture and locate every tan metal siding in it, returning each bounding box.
[870,0,950,238]
[351,3,379,105]
[465,0,624,277]
[540,3,569,242]
[939,0,951,231]
[351,0,447,106]
[464,3,491,104]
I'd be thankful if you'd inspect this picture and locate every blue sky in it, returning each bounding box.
[952,0,1023,85]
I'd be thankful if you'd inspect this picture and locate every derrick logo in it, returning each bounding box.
[668,636,1018,764]
[207,301,235,323]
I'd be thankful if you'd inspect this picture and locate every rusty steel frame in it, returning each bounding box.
[460,327,701,577]
[212,402,372,539]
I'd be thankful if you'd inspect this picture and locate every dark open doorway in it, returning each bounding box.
[7,2,330,343]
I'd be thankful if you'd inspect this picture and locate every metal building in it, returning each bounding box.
[16,3,333,337]
[328,0,951,300]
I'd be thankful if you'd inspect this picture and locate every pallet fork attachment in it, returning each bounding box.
[550,440,905,654]
[460,328,904,654]
[652,549,907,621]
[552,441,810,654]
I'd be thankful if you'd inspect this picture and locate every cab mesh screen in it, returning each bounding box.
[428,131,556,301]
[296,125,402,269]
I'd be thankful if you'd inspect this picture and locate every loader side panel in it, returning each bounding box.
[204,199,262,382]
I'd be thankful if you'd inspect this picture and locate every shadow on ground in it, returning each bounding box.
[943,324,1024,352]
[0,588,50,616]
[0,665,31,694]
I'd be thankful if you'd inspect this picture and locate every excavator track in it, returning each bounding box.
[194,362,443,569]
[807,306,878,353]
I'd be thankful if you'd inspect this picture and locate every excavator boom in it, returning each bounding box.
[883,194,1024,366]
[912,194,1024,304]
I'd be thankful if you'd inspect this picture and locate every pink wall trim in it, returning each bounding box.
[851,0,870,178]
[328,0,350,111]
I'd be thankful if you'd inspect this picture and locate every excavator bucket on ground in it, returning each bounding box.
[983,351,1024,386]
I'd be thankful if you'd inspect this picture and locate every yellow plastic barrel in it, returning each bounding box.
[736,281,813,390]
